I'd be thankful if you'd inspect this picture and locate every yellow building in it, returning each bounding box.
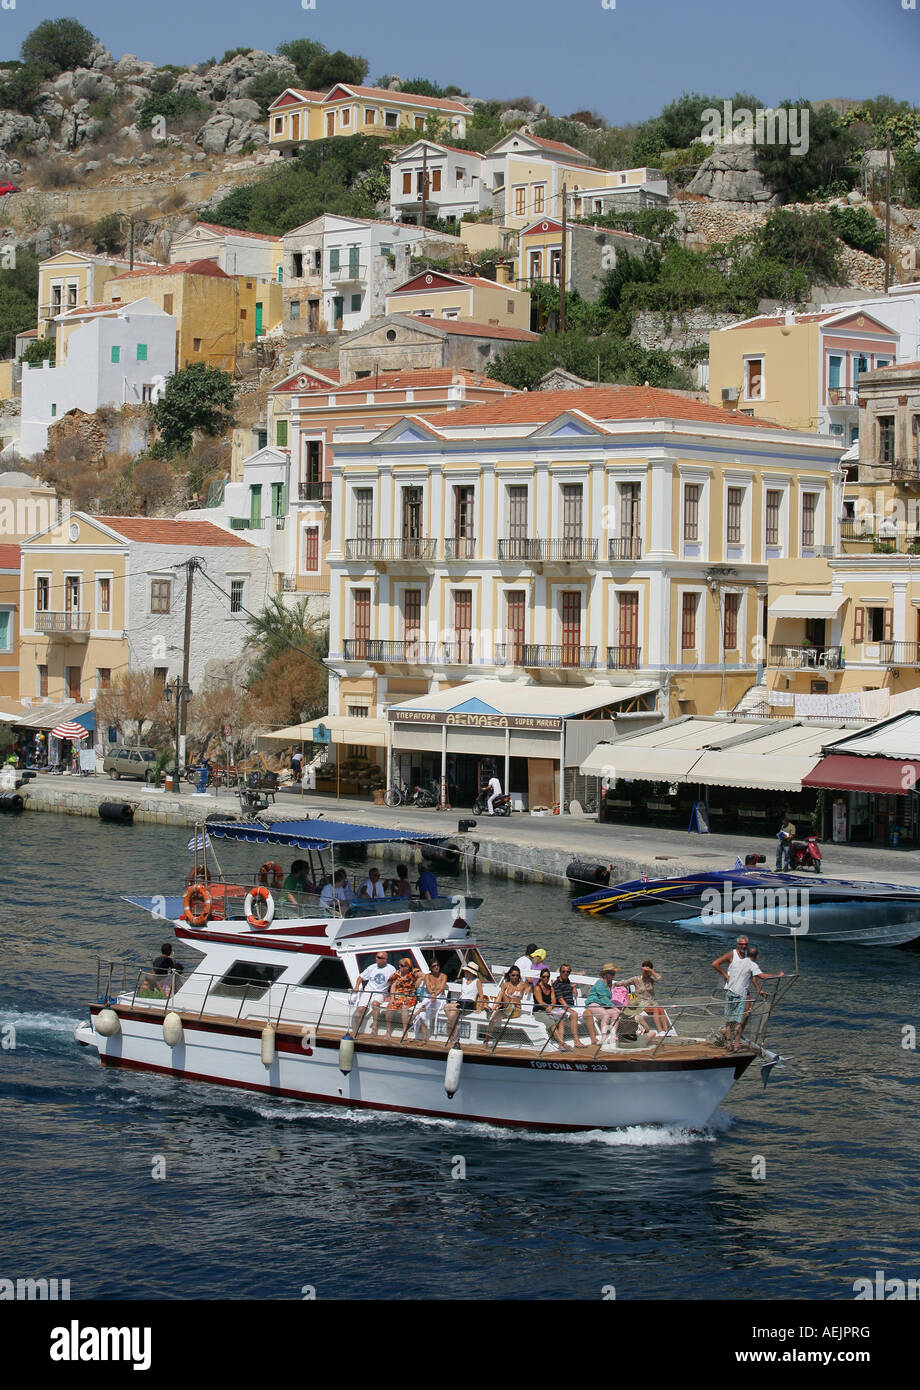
[708,309,898,439]
[268,83,473,154]
[37,251,155,339]
[0,543,20,701]
[105,260,260,371]
[500,219,651,303]
[385,270,531,329]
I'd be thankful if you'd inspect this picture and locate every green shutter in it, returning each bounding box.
[136,343,147,361]
[276,419,288,447]
[330,249,340,271]
[250,484,262,528]
[111,345,120,363]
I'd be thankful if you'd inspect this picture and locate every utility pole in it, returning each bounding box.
[179,558,201,765]
[559,182,568,335]
[420,145,428,232]
[884,132,891,292]
[129,213,135,272]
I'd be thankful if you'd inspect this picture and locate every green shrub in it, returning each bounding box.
[20,18,95,77]
[136,90,205,130]
[828,205,884,257]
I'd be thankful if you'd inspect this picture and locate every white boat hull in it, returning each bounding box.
[78,1010,749,1131]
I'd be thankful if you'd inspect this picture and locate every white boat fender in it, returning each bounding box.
[445,1045,463,1098]
[94,1008,120,1037]
[261,1024,276,1067]
[338,1033,355,1075]
[163,1011,183,1048]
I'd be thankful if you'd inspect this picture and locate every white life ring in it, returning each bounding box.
[244,886,275,928]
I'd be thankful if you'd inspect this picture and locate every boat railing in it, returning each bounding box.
[95,960,792,1058]
[179,876,474,923]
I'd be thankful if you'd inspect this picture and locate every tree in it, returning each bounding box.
[486,330,690,392]
[755,102,859,202]
[20,18,96,77]
[95,670,170,748]
[244,71,290,116]
[758,208,841,282]
[827,206,884,258]
[245,594,326,680]
[186,672,253,760]
[249,648,328,728]
[19,336,55,367]
[151,364,235,457]
[0,63,46,115]
[90,213,125,256]
[0,249,39,353]
[277,38,368,91]
[132,456,176,514]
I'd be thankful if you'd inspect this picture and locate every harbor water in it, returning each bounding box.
[2,814,918,1300]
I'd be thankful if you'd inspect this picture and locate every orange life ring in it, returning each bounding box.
[186,865,209,886]
[245,885,275,928]
[257,860,284,890]
[183,883,212,927]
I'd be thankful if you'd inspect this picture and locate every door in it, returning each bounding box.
[348,246,360,278]
[561,590,581,667]
[403,589,422,659]
[326,112,335,137]
[453,589,472,665]
[249,484,262,529]
[618,592,639,665]
[527,758,557,809]
[255,301,263,336]
[332,296,344,328]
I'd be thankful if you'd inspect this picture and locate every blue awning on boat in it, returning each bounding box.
[204,818,446,850]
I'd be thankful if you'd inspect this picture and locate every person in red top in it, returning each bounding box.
[386,958,421,1039]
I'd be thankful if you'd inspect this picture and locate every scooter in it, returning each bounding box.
[472,788,511,816]
[789,835,822,872]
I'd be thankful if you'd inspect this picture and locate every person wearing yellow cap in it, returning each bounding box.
[514,943,546,989]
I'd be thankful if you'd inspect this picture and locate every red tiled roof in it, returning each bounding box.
[109,259,231,283]
[304,368,517,395]
[870,359,919,372]
[0,544,20,570]
[325,84,473,114]
[93,516,253,547]
[726,312,839,331]
[194,223,282,243]
[418,385,796,430]
[413,318,539,341]
[393,142,483,160]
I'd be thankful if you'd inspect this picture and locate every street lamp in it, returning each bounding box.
[163,677,192,793]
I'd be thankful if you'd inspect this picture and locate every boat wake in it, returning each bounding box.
[0,1005,83,1035]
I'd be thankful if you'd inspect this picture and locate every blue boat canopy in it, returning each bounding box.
[204,818,447,850]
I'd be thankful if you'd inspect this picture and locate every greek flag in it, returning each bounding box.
[187,831,211,853]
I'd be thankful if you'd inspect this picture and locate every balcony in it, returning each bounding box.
[607,645,642,669]
[608,536,642,562]
[768,644,843,670]
[496,538,598,563]
[229,517,266,531]
[496,643,597,669]
[440,640,474,665]
[344,537,438,562]
[276,575,330,594]
[826,387,859,407]
[36,610,90,635]
[328,262,366,284]
[343,639,439,664]
[444,536,476,561]
[299,481,333,503]
[498,538,541,561]
[880,641,920,667]
[890,458,920,483]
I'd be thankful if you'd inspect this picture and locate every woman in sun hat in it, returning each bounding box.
[583,963,624,1047]
[444,959,485,1047]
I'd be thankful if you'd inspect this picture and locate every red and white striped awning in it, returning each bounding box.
[51,721,89,741]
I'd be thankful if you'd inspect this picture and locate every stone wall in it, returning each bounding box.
[630,308,746,352]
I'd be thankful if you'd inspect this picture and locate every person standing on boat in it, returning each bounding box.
[712,940,781,1052]
[514,944,541,979]
[445,962,485,1046]
[414,957,449,1044]
[359,866,387,900]
[352,951,396,1035]
[740,945,785,1034]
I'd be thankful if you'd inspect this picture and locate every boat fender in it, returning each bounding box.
[98,800,135,824]
[0,793,24,814]
[338,1033,355,1075]
[95,1008,121,1037]
[261,1024,276,1067]
[162,1011,183,1048]
[444,1044,463,1098]
[245,886,275,929]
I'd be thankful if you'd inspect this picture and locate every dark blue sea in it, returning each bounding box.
[2,813,918,1301]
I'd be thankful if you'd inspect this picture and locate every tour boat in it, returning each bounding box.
[74,819,783,1132]
[573,868,920,947]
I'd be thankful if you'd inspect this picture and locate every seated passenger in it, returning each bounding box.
[531,968,570,1049]
[622,960,668,1036]
[359,866,387,900]
[283,859,312,895]
[483,966,530,1045]
[551,963,583,1046]
[414,958,449,1044]
[388,864,412,898]
[386,958,421,1040]
[444,962,485,1047]
[319,869,356,912]
[583,963,624,1047]
[352,951,396,1035]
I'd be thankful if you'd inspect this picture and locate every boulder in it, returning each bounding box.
[88,43,116,71]
[0,113,44,151]
[71,69,117,102]
[197,113,236,154]
[82,160,102,173]
[113,55,155,79]
[685,141,777,203]
[221,98,262,121]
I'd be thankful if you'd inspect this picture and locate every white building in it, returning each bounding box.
[168,222,282,282]
[389,140,488,225]
[818,282,920,365]
[19,299,175,458]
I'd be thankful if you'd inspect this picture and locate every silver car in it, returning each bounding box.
[102,747,160,781]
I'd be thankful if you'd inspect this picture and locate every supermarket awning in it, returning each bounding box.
[257,716,387,750]
[802,754,920,794]
[768,595,847,620]
[387,679,659,727]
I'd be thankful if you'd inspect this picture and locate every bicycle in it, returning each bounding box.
[384,778,408,808]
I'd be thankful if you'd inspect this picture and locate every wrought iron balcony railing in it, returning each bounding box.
[607,644,642,669]
[344,537,438,562]
[36,611,90,633]
[343,639,439,663]
[768,644,843,670]
[607,536,642,561]
[879,641,920,667]
[444,536,476,561]
[298,481,332,503]
[495,643,597,669]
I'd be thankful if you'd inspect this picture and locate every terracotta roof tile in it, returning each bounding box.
[307,368,516,394]
[330,84,472,113]
[93,516,253,547]
[194,222,282,243]
[109,259,231,283]
[418,318,539,341]
[0,544,20,570]
[416,385,797,431]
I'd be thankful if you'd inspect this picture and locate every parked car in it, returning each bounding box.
[0,182,21,196]
[103,747,161,781]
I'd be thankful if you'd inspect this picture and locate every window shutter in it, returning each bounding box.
[853,607,865,642]
[884,608,893,640]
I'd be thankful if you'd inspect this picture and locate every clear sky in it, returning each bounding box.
[1,0,916,127]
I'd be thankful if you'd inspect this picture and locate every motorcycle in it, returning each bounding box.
[789,835,822,872]
[472,787,511,816]
[410,782,439,808]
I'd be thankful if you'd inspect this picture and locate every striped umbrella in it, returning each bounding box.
[51,721,89,741]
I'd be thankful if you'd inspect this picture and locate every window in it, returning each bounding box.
[136,343,147,361]
[275,419,288,448]
[562,484,583,540]
[212,960,285,1001]
[352,589,371,652]
[618,591,639,656]
[854,607,891,643]
[507,485,528,551]
[289,301,301,320]
[505,590,525,663]
[619,483,640,539]
[230,579,244,614]
[726,487,744,545]
[97,577,110,613]
[142,384,154,403]
[50,404,56,418]
[549,249,561,283]
[355,488,373,539]
[348,246,360,277]
[350,293,362,313]
[298,956,352,991]
[240,308,247,321]
[804,618,826,648]
[150,579,171,614]
[110,345,120,364]
[683,483,700,542]
[365,108,376,126]
[744,357,763,400]
[0,609,11,654]
[163,294,173,314]
[507,299,515,315]
[385,111,399,129]
[292,252,304,278]
[828,354,842,389]
[879,415,895,465]
[153,667,168,685]
[341,107,350,127]
[533,184,545,213]
[38,664,48,697]
[304,439,323,485]
[256,428,268,450]
[415,116,425,131]
[514,187,526,216]
[723,593,740,651]
[274,117,282,134]
[67,666,81,700]
[528,249,542,283]
[801,492,817,548]
[765,489,781,547]
[303,526,319,571]
[453,485,474,540]
[346,705,369,718]
[561,591,582,667]
[431,168,442,192]
[36,576,49,612]
[681,592,697,650]
[193,338,201,352]
[403,588,422,648]
[67,283,77,308]
[403,171,412,194]
[402,486,422,540]
[97,668,111,689]
[329,249,340,272]
[271,482,285,518]
[66,576,80,612]
[453,589,473,664]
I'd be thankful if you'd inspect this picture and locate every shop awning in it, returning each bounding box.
[802,754,920,794]
[257,716,387,750]
[768,595,847,619]
[387,679,660,724]
[18,701,95,731]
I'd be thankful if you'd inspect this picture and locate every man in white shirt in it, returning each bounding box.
[352,950,396,1035]
[712,936,783,1052]
[319,870,356,913]
[486,773,503,814]
[359,866,387,900]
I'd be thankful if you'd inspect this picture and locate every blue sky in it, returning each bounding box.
[1,0,916,126]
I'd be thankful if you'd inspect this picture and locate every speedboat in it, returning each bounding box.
[573,868,920,947]
[74,818,784,1131]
